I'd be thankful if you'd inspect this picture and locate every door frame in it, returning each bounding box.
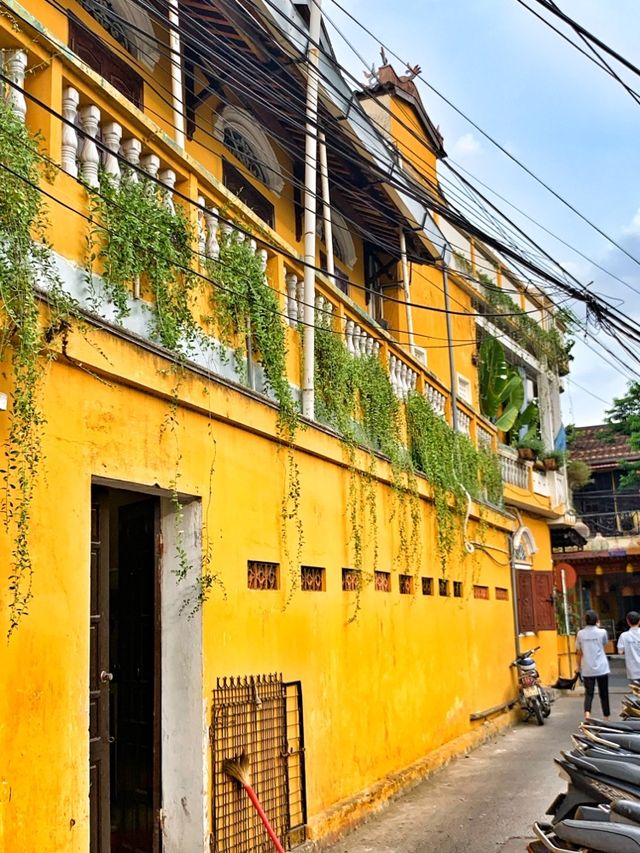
[89,479,207,853]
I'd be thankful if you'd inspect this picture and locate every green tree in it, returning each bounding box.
[605,381,640,487]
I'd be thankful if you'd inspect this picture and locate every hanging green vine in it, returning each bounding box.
[87,172,198,354]
[205,228,302,600]
[406,392,502,570]
[453,250,573,374]
[0,97,78,636]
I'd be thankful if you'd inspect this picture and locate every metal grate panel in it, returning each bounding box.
[421,577,433,596]
[341,568,361,591]
[300,566,324,592]
[374,571,391,592]
[247,561,279,590]
[211,674,307,852]
[399,574,413,595]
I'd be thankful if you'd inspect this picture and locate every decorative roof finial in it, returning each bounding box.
[380,45,388,66]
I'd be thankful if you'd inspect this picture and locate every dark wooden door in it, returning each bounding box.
[90,492,111,852]
[111,499,160,853]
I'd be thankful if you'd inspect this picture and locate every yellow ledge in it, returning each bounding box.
[301,707,518,848]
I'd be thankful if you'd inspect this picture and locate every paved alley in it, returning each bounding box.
[325,682,627,853]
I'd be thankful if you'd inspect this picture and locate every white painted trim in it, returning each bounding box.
[456,372,472,404]
[214,105,284,195]
[160,497,207,852]
[513,525,539,557]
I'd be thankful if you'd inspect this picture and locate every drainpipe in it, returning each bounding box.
[301,0,322,419]
[318,131,335,283]
[441,244,458,433]
[168,0,185,148]
[399,229,415,351]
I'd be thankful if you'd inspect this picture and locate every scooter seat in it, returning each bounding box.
[575,804,610,821]
[562,751,640,786]
[613,800,640,824]
[555,818,640,851]
[590,719,640,732]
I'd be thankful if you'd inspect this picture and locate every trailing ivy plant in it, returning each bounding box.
[407,392,503,569]
[87,172,198,354]
[0,96,78,636]
[205,229,302,600]
[206,229,298,437]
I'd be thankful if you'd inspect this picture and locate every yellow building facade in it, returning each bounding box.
[0,2,572,850]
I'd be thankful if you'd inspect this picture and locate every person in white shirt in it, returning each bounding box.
[617,610,640,684]
[576,610,610,720]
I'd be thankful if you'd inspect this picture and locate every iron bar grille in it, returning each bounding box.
[453,581,463,598]
[421,577,433,596]
[300,566,324,591]
[247,561,279,590]
[399,574,413,595]
[439,579,449,597]
[211,674,307,852]
[342,568,361,591]
[374,570,391,592]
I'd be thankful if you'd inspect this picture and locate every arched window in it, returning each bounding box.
[214,106,284,195]
[513,525,538,565]
[76,0,160,70]
[317,209,357,270]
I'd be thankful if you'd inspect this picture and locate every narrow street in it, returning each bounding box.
[326,672,628,853]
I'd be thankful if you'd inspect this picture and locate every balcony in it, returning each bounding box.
[1,25,507,487]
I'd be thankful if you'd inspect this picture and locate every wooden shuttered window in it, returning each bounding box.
[516,569,556,633]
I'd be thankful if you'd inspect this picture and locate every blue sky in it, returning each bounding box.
[323,0,640,426]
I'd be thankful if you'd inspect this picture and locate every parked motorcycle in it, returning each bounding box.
[511,646,551,725]
[528,686,640,851]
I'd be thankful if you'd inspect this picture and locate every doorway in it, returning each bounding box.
[90,487,161,853]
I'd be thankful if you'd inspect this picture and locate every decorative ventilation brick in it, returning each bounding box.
[495,587,509,601]
[247,560,279,590]
[439,579,449,597]
[473,585,490,600]
[453,581,463,598]
[342,568,361,592]
[374,571,391,592]
[399,574,413,595]
[421,577,433,596]
[301,566,325,591]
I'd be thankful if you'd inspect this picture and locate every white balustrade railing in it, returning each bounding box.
[477,424,493,450]
[388,353,417,400]
[58,85,180,224]
[345,319,380,359]
[424,380,447,418]
[284,268,303,326]
[532,468,551,497]
[457,409,471,437]
[2,49,28,123]
[499,448,529,490]
[315,294,334,329]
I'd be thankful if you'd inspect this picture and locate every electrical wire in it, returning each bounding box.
[318,0,640,272]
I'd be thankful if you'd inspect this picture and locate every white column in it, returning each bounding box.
[286,272,298,325]
[168,0,185,147]
[301,0,323,418]
[121,137,141,182]
[159,169,176,213]
[141,153,160,180]
[204,206,220,260]
[4,50,27,123]
[61,86,79,177]
[399,229,415,350]
[102,121,122,185]
[197,194,206,259]
[78,105,101,188]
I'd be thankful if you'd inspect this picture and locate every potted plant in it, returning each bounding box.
[516,435,545,461]
[566,458,592,490]
[542,449,566,471]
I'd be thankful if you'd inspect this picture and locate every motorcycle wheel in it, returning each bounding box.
[540,690,551,718]
[532,697,545,726]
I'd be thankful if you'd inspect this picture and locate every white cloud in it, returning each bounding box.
[451,132,480,157]
[623,208,640,238]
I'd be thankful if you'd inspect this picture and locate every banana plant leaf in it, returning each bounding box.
[478,336,525,432]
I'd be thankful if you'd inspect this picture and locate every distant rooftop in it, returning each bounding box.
[571,424,640,470]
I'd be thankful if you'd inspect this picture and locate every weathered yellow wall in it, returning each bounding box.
[0,325,523,851]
